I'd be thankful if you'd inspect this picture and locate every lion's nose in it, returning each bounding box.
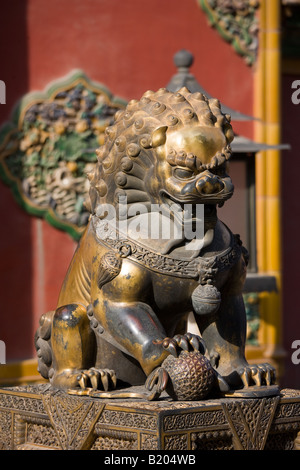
[195,172,224,195]
[181,171,224,197]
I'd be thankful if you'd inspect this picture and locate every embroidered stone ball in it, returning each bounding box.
[162,350,216,401]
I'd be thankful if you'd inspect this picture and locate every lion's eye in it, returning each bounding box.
[173,168,195,180]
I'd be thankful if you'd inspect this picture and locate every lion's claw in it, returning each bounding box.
[162,333,206,357]
[145,367,169,399]
[77,368,117,391]
[185,332,203,352]
[162,338,178,357]
[237,363,276,388]
[173,334,189,352]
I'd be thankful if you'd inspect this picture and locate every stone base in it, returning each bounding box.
[0,385,300,450]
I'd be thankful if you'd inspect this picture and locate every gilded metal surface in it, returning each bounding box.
[35,87,276,400]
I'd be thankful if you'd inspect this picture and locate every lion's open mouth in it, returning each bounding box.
[160,191,202,222]
[160,190,217,226]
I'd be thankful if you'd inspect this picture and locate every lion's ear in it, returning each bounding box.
[151,126,168,148]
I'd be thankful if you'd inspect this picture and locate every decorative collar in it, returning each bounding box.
[92,217,242,280]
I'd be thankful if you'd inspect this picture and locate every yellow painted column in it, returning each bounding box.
[254,0,285,371]
[254,0,267,274]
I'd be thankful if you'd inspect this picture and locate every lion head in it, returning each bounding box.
[87,87,234,234]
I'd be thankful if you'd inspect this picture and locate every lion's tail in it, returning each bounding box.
[34,311,55,380]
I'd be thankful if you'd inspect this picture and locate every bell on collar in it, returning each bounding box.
[191,282,221,316]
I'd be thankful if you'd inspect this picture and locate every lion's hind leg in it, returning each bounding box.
[35,310,55,380]
[36,303,99,389]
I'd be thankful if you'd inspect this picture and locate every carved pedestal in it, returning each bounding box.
[0,385,300,451]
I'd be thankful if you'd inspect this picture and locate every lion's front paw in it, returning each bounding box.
[237,363,276,388]
[77,368,117,391]
[161,333,206,357]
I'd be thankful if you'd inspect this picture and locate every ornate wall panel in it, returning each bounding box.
[0,71,127,240]
[198,0,259,65]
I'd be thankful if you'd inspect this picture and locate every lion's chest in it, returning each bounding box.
[150,272,197,314]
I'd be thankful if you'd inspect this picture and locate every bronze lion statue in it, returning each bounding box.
[35,87,276,399]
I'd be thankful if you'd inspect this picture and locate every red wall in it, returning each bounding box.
[0,0,254,361]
